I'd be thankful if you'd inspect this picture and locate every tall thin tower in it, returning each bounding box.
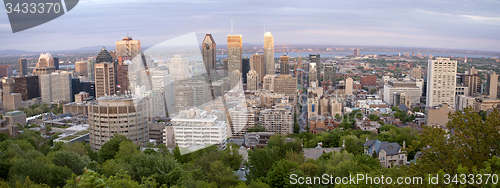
[426,57,457,108]
[264,32,274,75]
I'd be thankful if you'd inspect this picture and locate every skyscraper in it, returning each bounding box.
[116,36,141,59]
[53,57,59,70]
[264,32,274,75]
[95,62,115,98]
[227,34,243,89]
[250,53,265,83]
[309,54,320,84]
[227,35,242,73]
[34,53,56,76]
[18,58,27,76]
[280,55,289,75]
[487,72,498,99]
[426,57,457,108]
[96,47,113,64]
[202,34,216,77]
[309,63,317,84]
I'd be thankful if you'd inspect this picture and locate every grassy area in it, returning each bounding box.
[58,130,89,141]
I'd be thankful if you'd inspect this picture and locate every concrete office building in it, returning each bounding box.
[171,108,228,150]
[174,84,194,113]
[259,104,293,135]
[425,103,454,128]
[169,55,190,79]
[487,72,498,99]
[95,62,115,98]
[88,94,149,150]
[247,70,259,91]
[18,58,27,76]
[39,73,73,103]
[34,53,56,76]
[456,95,476,111]
[462,74,482,96]
[264,32,275,75]
[273,74,297,98]
[75,61,88,77]
[75,92,90,103]
[426,58,457,108]
[323,64,335,83]
[3,93,22,112]
[250,53,265,82]
[383,81,422,106]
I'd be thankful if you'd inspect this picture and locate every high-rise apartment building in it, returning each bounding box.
[487,72,498,99]
[0,65,12,78]
[247,70,259,91]
[14,76,39,100]
[280,55,289,75]
[309,54,321,84]
[174,84,194,113]
[39,73,73,103]
[88,94,149,150]
[202,34,216,76]
[75,61,88,77]
[95,62,115,98]
[18,58,27,77]
[264,32,275,75]
[426,57,457,108]
[462,74,481,96]
[410,67,422,79]
[250,53,265,82]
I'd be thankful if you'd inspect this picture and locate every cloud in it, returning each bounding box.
[416,9,500,22]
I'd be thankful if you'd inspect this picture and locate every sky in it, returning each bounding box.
[1,0,500,52]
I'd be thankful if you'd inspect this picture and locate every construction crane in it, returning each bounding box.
[275,44,291,56]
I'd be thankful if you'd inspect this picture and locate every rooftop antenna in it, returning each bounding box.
[231,16,233,34]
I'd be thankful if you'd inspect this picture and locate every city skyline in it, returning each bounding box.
[0,0,499,52]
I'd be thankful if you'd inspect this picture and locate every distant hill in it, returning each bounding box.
[0,49,35,56]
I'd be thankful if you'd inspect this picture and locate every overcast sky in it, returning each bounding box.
[1,0,499,52]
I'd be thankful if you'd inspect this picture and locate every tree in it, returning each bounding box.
[98,135,131,163]
[293,123,300,134]
[412,107,420,112]
[367,114,379,121]
[49,150,90,175]
[115,141,140,159]
[369,88,377,94]
[414,107,500,175]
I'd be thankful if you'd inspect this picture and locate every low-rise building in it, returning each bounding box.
[4,111,26,126]
[364,139,407,168]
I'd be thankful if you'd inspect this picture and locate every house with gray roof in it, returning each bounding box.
[364,139,407,168]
